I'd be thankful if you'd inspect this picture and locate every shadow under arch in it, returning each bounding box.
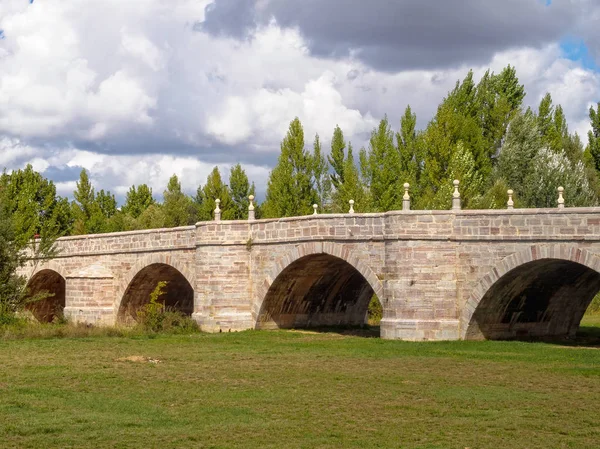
[255,245,384,332]
[463,245,600,340]
[25,269,66,323]
[117,263,194,323]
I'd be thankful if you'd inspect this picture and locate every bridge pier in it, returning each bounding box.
[380,319,460,341]
[64,264,116,326]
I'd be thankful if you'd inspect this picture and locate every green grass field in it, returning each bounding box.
[1,321,600,448]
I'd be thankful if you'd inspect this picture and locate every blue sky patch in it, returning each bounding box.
[560,37,599,71]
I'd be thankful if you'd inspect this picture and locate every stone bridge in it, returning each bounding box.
[19,206,600,341]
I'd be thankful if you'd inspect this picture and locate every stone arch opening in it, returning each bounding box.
[25,269,66,323]
[256,253,378,332]
[118,263,194,322]
[465,258,600,340]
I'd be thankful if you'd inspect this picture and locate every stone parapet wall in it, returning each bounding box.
[51,226,196,256]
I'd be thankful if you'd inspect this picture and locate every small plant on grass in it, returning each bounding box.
[137,281,168,332]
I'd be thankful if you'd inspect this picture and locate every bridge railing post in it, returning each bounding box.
[507,189,514,210]
[248,195,255,220]
[313,204,318,215]
[348,200,355,214]
[451,180,461,211]
[214,199,221,221]
[402,183,410,211]
[557,186,565,209]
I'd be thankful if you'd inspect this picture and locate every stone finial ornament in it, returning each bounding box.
[248,195,255,220]
[214,198,221,221]
[349,199,355,214]
[313,204,318,215]
[403,183,411,211]
[557,186,565,209]
[507,189,514,210]
[452,180,461,211]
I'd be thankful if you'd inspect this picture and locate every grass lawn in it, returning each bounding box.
[1,323,600,448]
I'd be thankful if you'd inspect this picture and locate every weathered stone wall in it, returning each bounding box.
[18,207,600,340]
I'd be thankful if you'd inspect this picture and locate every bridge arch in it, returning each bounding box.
[254,242,384,330]
[462,244,600,340]
[116,254,195,322]
[25,262,67,323]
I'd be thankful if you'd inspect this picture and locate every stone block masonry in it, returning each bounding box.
[18,207,600,341]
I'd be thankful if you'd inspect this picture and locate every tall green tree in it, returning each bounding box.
[427,142,484,210]
[418,71,489,208]
[328,125,346,189]
[497,110,597,208]
[96,190,117,220]
[524,148,597,207]
[364,116,401,211]
[332,143,368,212]
[162,174,195,227]
[134,204,165,229]
[122,184,155,218]
[262,118,317,217]
[537,93,554,143]
[497,111,542,197]
[587,102,600,172]
[494,65,526,112]
[474,66,525,155]
[396,105,422,198]
[0,165,72,245]
[71,169,106,235]
[198,167,234,220]
[0,193,59,321]
[229,164,255,220]
[0,205,25,320]
[312,134,331,211]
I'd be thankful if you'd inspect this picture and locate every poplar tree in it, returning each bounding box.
[524,148,597,207]
[496,111,542,195]
[365,116,401,211]
[474,66,524,156]
[262,118,317,217]
[122,184,155,218]
[136,204,167,230]
[229,164,255,220]
[162,174,195,227]
[312,134,331,211]
[332,143,368,213]
[587,102,600,172]
[198,167,234,220]
[96,190,117,220]
[72,169,105,235]
[328,125,346,189]
[537,93,554,143]
[396,105,422,198]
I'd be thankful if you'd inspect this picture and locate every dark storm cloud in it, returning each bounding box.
[201,0,579,71]
[195,0,257,39]
[42,165,83,184]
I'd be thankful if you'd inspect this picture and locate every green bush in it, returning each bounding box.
[586,293,600,315]
[367,294,383,325]
[136,281,168,332]
[136,281,199,333]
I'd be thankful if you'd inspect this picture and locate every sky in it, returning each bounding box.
[1,0,599,203]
